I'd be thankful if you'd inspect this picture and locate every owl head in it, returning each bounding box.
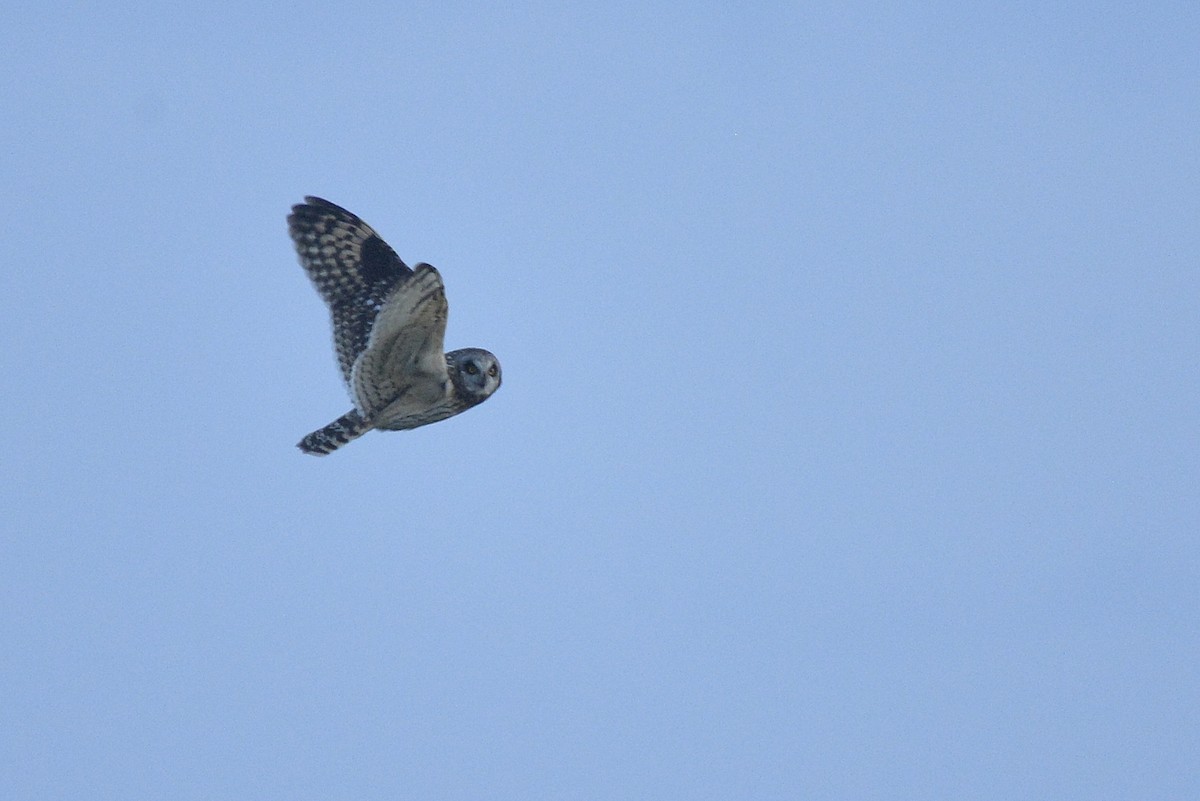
[447,348,502,406]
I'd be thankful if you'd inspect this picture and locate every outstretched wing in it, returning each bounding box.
[288,196,412,385]
[350,264,450,416]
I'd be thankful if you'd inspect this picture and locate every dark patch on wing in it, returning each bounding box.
[359,234,409,285]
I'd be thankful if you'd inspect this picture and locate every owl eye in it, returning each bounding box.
[487,364,498,377]
[464,362,479,375]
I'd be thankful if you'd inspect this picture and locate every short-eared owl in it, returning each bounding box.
[289,197,501,455]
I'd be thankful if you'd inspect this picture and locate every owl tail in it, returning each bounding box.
[297,409,371,455]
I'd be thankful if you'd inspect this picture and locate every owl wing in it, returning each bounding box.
[288,197,413,385]
[350,264,450,417]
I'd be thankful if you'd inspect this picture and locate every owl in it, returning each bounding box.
[288,197,501,455]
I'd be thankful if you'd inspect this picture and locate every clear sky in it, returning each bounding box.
[2,3,1197,799]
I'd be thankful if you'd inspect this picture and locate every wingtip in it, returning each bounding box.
[296,437,332,456]
[290,196,349,217]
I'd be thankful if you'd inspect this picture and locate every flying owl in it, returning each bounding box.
[288,197,501,455]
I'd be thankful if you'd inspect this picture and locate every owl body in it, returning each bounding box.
[288,197,501,455]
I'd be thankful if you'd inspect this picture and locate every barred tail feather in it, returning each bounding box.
[297,410,371,455]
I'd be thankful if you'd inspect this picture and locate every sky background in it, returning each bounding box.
[2,2,1197,799]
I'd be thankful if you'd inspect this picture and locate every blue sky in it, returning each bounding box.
[2,3,1197,799]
